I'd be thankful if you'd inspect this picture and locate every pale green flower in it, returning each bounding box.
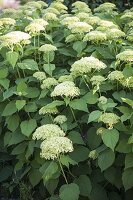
[120,77,133,88]
[41,78,58,89]
[72,1,91,13]
[89,150,99,160]
[65,34,78,43]
[83,16,101,25]
[0,31,31,47]
[116,50,133,62]
[39,44,57,53]
[98,96,107,104]
[26,1,47,9]
[25,23,45,35]
[94,3,116,13]
[71,56,106,75]
[32,19,48,27]
[75,12,91,22]
[43,12,58,21]
[90,75,106,86]
[50,2,68,13]
[127,31,133,42]
[39,106,58,115]
[40,136,73,160]
[106,28,125,40]
[83,31,107,43]
[32,124,65,140]
[33,72,46,81]
[98,20,118,28]
[99,113,120,129]
[0,18,16,26]
[96,127,106,135]
[128,21,133,28]
[54,115,67,124]
[108,71,124,81]
[121,12,133,21]
[68,22,93,34]
[61,16,79,26]
[44,7,60,15]
[51,81,80,98]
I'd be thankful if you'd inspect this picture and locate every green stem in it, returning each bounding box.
[58,157,68,184]
[70,106,82,133]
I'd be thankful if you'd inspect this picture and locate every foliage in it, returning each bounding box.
[0,0,133,199]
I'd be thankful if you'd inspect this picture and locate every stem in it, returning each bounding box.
[70,106,82,133]
[17,66,21,78]
[58,157,68,184]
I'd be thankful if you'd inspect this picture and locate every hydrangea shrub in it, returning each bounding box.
[0,1,133,199]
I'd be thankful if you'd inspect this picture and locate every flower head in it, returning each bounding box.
[41,78,58,90]
[25,23,45,36]
[32,19,48,27]
[99,113,120,129]
[94,3,116,13]
[127,31,133,42]
[90,75,106,86]
[61,16,79,26]
[108,71,124,81]
[68,22,93,34]
[32,124,65,140]
[82,16,101,25]
[54,115,67,124]
[33,72,46,81]
[40,136,73,160]
[0,18,16,26]
[44,7,60,15]
[51,81,80,98]
[0,31,31,47]
[39,44,57,53]
[43,12,58,21]
[120,77,133,88]
[83,31,107,43]
[106,28,125,40]
[98,96,107,104]
[116,50,133,62]
[121,12,133,21]
[98,20,117,28]
[72,1,91,13]
[89,150,99,160]
[58,75,73,82]
[50,2,68,13]
[71,56,106,76]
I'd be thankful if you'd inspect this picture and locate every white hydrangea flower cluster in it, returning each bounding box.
[75,13,91,22]
[25,18,48,36]
[127,31,133,42]
[116,50,133,62]
[33,72,46,81]
[50,2,68,13]
[61,16,79,26]
[44,7,60,15]
[83,31,107,43]
[65,34,78,43]
[98,20,118,28]
[108,71,124,81]
[71,56,106,76]
[39,44,57,53]
[82,16,101,25]
[68,22,93,34]
[54,115,67,124]
[41,78,58,90]
[33,124,65,140]
[58,75,73,82]
[120,77,133,88]
[94,2,116,13]
[90,75,106,86]
[51,81,80,98]
[121,12,133,21]
[39,106,58,115]
[98,96,108,104]
[89,150,99,160]
[0,31,31,48]
[43,12,58,21]
[0,18,16,26]
[106,28,125,40]
[26,1,48,9]
[99,113,120,129]
[72,1,91,13]
[40,136,73,160]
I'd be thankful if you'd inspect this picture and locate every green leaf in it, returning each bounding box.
[122,168,133,191]
[11,142,27,155]
[6,51,19,68]
[68,131,84,145]
[73,41,86,54]
[0,79,10,89]
[102,129,119,151]
[45,179,59,195]
[75,175,92,197]
[83,91,98,105]
[16,100,26,111]
[18,59,39,70]
[0,68,8,79]
[17,81,27,95]
[24,102,37,112]
[20,119,37,137]
[43,64,55,76]
[98,149,115,171]
[116,138,132,153]
[0,166,13,182]
[125,154,133,169]
[60,155,77,168]
[8,131,26,146]
[122,98,133,108]
[40,161,59,182]
[59,183,80,200]
[87,127,102,149]
[70,146,89,163]
[69,98,88,112]
[88,110,102,123]
[6,114,19,132]
[2,101,17,116]
[29,169,42,187]
[26,87,40,98]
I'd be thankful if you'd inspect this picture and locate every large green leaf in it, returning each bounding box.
[75,175,92,197]
[16,100,26,111]
[29,169,42,187]
[59,183,80,200]
[102,129,119,151]
[20,119,37,137]
[6,51,19,68]
[6,114,19,132]
[122,168,133,191]
[18,59,39,70]
[2,101,17,116]
[98,149,115,171]
[88,110,102,123]
[69,98,88,112]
